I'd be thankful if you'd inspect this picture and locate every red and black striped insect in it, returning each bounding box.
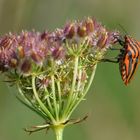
[104,35,140,85]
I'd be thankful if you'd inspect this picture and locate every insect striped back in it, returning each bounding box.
[119,35,140,85]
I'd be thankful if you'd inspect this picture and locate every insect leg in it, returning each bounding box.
[101,58,119,63]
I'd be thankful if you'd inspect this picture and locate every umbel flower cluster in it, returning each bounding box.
[0,18,118,140]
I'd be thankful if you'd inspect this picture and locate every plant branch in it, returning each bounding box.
[32,75,56,123]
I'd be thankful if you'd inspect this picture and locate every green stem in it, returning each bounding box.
[17,84,32,105]
[67,64,97,119]
[51,75,59,121]
[57,80,62,115]
[76,69,82,93]
[54,125,64,140]
[32,75,56,123]
[44,87,54,113]
[62,56,79,118]
[17,84,47,119]
[64,68,82,117]
[83,64,97,95]
[70,57,79,98]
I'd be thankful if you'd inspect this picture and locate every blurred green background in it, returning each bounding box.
[0,0,140,140]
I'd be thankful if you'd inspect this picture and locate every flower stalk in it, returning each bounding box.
[67,64,97,119]
[32,75,56,123]
[62,56,79,119]
[53,124,64,140]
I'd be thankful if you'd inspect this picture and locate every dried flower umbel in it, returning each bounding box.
[0,18,118,140]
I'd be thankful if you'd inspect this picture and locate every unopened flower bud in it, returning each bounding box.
[20,59,31,73]
[52,46,65,60]
[77,25,87,37]
[41,31,48,40]
[17,46,25,58]
[85,18,94,33]
[0,36,14,49]
[97,32,108,48]
[64,23,75,39]
[31,51,43,64]
[10,58,18,68]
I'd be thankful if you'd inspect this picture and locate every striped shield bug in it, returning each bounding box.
[103,35,140,85]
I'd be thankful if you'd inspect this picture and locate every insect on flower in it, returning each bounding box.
[103,35,140,85]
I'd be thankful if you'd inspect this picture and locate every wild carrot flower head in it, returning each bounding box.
[0,17,118,138]
[0,18,117,74]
